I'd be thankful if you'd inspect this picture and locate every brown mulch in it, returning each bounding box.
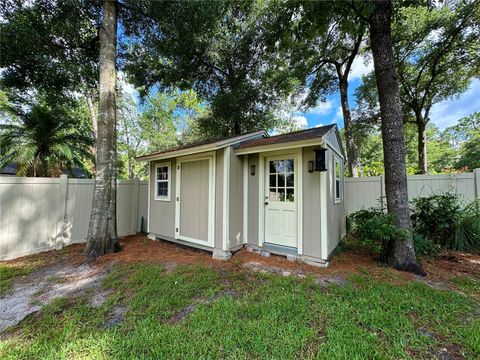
[3,235,480,284]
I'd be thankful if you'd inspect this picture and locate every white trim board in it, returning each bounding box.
[137,131,266,162]
[243,154,249,244]
[235,138,323,155]
[222,147,231,251]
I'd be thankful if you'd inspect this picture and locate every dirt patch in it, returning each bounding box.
[103,305,127,329]
[168,288,237,324]
[243,261,347,286]
[0,262,112,333]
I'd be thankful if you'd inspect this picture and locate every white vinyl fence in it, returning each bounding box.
[345,169,480,213]
[0,176,148,260]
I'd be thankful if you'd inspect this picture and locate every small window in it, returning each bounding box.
[155,163,171,201]
[334,159,342,204]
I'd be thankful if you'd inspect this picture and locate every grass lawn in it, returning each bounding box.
[1,260,479,359]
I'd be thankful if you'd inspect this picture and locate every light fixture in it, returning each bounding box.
[250,165,256,176]
[308,160,314,173]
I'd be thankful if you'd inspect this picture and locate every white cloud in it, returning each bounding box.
[306,99,334,115]
[429,79,480,129]
[349,54,374,81]
[291,115,308,128]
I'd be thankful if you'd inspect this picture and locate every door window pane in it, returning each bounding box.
[286,173,294,187]
[278,173,285,187]
[277,188,285,202]
[285,159,294,172]
[286,188,294,202]
[269,174,276,187]
[269,188,278,201]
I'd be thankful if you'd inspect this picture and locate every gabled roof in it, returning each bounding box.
[136,130,267,161]
[237,124,336,149]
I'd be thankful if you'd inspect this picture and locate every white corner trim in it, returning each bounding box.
[222,147,231,251]
[297,150,303,255]
[154,162,171,202]
[147,161,151,233]
[243,154,249,244]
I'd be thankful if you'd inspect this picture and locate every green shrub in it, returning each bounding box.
[412,233,441,258]
[348,208,408,256]
[411,194,480,253]
[454,199,480,252]
[411,193,461,246]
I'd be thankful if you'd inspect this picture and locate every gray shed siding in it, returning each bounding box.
[325,132,346,258]
[247,154,259,246]
[228,149,244,249]
[149,149,225,250]
[302,146,322,259]
[149,159,176,238]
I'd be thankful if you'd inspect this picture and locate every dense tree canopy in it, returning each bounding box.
[122,0,300,137]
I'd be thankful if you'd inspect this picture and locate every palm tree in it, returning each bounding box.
[0,95,94,177]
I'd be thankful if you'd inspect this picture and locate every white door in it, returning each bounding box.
[264,156,297,247]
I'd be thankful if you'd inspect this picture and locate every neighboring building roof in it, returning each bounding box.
[0,163,17,176]
[237,124,337,149]
[136,130,268,161]
[0,162,88,178]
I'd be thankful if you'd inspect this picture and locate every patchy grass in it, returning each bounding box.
[0,263,38,296]
[1,263,479,359]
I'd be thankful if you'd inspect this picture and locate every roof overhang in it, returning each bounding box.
[234,138,325,155]
[136,130,267,162]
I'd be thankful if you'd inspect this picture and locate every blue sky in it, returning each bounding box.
[294,56,480,131]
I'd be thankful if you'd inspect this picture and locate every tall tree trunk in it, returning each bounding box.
[339,77,359,177]
[416,115,427,174]
[368,0,424,275]
[86,0,120,258]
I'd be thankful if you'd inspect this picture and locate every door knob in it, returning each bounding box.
[264,201,269,205]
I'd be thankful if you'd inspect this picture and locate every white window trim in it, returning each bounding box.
[154,162,171,201]
[334,157,342,204]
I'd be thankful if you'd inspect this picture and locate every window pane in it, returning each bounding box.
[285,159,294,172]
[157,181,168,197]
[286,173,294,187]
[269,174,277,187]
[277,160,285,174]
[157,166,168,180]
[278,188,285,202]
[269,188,278,201]
[278,173,285,187]
[286,188,294,202]
[335,162,340,178]
[269,161,276,174]
[336,180,340,199]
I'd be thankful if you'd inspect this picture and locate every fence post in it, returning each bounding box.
[475,168,480,200]
[55,175,68,250]
[132,178,140,233]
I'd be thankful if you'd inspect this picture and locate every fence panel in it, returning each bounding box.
[0,177,148,260]
[345,170,479,214]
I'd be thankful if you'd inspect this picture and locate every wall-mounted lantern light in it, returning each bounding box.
[250,165,256,176]
[313,147,327,172]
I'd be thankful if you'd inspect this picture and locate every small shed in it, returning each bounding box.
[137,125,346,267]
